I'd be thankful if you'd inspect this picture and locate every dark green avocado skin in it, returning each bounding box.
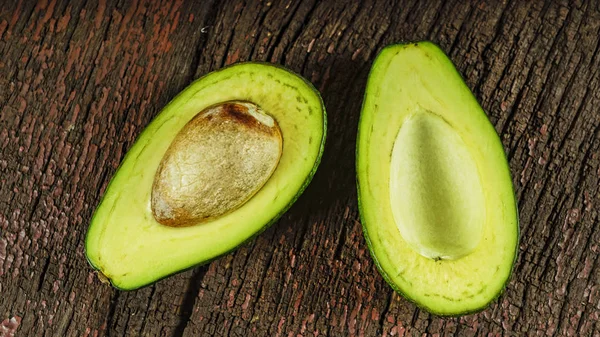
[356,41,519,316]
[85,62,327,290]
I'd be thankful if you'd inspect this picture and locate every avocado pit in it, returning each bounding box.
[151,101,283,227]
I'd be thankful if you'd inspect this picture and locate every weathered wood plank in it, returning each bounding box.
[0,0,599,336]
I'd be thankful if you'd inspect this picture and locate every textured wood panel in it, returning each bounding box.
[0,0,599,336]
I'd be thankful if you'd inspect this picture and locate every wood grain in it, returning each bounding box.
[0,0,599,336]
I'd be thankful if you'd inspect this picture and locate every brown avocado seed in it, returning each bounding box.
[151,101,283,227]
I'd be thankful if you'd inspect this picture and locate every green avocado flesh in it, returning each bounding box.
[357,42,518,315]
[86,63,326,290]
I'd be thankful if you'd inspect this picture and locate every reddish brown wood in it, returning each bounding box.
[0,0,599,336]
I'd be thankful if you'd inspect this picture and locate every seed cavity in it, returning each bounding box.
[389,111,485,260]
[151,101,283,227]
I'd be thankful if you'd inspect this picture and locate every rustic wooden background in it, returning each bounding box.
[1,0,599,336]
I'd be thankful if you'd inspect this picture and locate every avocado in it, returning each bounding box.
[356,42,518,316]
[85,63,326,290]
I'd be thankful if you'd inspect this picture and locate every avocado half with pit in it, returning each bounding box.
[86,63,326,290]
[357,42,518,315]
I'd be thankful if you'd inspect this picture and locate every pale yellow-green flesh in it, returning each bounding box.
[86,63,325,290]
[357,42,518,315]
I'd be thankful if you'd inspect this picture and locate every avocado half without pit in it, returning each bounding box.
[357,42,518,316]
[85,63,326,290]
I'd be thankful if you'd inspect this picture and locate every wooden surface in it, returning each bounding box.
[1,0,599,336]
